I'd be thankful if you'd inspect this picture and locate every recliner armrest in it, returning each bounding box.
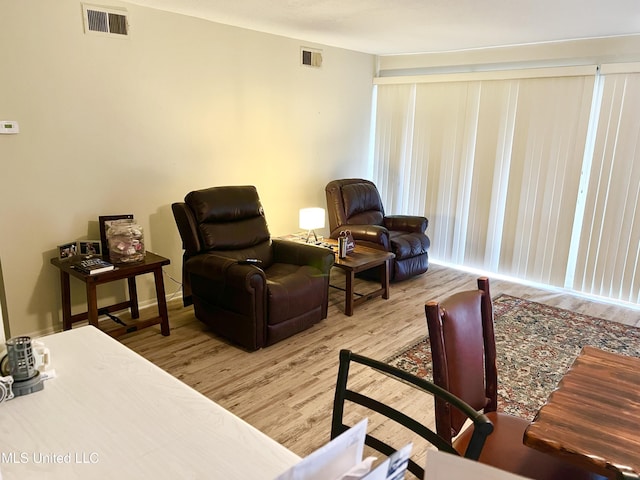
[185,253,266,288]
[384,215,428,233]
[331,224,390,251]
[272,239,334,274]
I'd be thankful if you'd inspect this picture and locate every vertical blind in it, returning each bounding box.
[571,71,640,303]
[372,66,640,305]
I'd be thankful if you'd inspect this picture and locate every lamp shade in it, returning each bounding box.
[299,207,325,230]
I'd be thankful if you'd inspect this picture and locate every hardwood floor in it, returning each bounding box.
[119,263,640,472]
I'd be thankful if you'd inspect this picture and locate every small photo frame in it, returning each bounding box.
[78,240,102,257]
[58,242,78,260]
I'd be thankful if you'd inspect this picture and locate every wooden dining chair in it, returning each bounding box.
[332,349,494,479]
[425,277,609,480]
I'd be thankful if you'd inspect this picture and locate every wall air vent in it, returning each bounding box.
[82,4,129,36]
[301,47,322,68]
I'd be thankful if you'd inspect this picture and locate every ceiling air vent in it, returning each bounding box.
[301,47,322,68]
[82,4,129,36]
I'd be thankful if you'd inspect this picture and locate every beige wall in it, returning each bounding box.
[0,1,375,337]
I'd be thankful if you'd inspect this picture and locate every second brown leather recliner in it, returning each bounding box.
[325,178,430,281]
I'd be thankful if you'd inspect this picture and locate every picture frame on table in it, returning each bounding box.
[99,214,134,259]
[78,240,102,257]
[58,242,78,261]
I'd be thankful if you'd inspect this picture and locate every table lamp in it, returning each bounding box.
[299,207,325,243]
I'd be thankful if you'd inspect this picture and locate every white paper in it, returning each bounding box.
[361,458,390,480]
[362,443,412,480]
[274,419,368,480]
[386,443,412,480]
[337,456,377,480]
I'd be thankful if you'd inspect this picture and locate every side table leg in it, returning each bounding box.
[60,271,72,330]
[345,271,355,316]
[86,283,99,328]
[153,267,170,336]
[382,259,391,300]
[127,277,139,319]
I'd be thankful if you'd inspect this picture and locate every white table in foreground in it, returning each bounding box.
[0,326,299,479]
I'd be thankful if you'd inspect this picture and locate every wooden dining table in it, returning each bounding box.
[524,346,640,479]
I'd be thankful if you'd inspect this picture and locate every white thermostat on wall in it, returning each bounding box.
[0,121,19,134]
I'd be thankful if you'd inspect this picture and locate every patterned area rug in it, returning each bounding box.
[387,294,640,420]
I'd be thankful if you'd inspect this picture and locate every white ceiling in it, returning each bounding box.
[125,0,640,55]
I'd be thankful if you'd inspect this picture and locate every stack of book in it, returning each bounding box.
[72,257,114,275]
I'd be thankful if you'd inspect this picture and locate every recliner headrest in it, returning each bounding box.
[185,185,270,251]
[185,186,264,223]
[342,182,384,219]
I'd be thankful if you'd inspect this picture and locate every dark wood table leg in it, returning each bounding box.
[153,267,170,336]
[86,283,99,328]
[382,259,391,300]
[345,270,355,316]
[127,277,139,319]
[60,271,72,330]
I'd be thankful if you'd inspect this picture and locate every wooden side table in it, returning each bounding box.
[325,239,395,316]
[50,251,171,337]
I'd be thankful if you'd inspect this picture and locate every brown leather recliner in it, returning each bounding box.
[325,178,430,281]
[172,185,334,351]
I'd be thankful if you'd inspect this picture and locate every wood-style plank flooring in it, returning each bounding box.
[118,263,640,472]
